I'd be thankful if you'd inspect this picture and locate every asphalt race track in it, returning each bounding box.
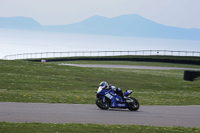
[0,102,200,127]
[60,64,200,70]
[1,65,200,127]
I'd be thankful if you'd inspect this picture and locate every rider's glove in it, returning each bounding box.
[111,86,116,89]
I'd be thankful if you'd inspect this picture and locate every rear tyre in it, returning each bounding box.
[126,97,140,111]
[96,97,110,110]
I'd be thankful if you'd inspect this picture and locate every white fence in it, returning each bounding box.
[3,50,200,60]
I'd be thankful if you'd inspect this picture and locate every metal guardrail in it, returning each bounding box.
[2,50,200,60]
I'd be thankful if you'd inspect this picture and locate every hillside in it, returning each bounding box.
[0,14,199,40]
[0,16,41,29]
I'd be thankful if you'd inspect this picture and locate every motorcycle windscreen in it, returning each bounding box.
[97,86,103,93]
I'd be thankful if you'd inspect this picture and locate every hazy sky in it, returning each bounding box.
[0,0,200,29]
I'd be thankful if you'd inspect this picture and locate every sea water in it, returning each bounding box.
[1,29,200,59]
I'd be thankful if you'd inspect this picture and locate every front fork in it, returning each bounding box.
[103,96,105,102]
[96,95,106,103]
[97,95,110,105]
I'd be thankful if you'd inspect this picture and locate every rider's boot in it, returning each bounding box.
[122,96,129,102]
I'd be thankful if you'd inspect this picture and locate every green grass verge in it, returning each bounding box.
[0,122,200,133]
[0,59,200,105]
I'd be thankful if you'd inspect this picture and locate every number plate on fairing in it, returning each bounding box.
[105,93,113,99]
[117,103,127,107]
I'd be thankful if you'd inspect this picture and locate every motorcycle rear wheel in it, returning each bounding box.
[96,98,110,110]
[126,97,140,111]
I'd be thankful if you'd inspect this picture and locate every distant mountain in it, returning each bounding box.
[0,16,41,29]
[0,14,200,40]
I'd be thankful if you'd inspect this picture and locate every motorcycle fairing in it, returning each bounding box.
[96,87,129,108]
[110,95,128,108]
[124,90,132,96]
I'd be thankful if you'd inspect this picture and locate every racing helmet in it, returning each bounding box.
[99,81,108,89]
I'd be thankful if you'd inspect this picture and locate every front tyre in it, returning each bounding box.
[96,97,110,110]
[126,97,140,111]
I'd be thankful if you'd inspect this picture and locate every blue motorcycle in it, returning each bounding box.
[95,86,139,111]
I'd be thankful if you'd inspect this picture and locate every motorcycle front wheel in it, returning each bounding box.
[96,97,110,110]
[126,97,140,111]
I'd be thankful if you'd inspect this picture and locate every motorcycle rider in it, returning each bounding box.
[99,81,125,101]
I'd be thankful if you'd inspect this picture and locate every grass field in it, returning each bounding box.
[0,59,200,105]
[1,57,200,132]
[0,122,200,133]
